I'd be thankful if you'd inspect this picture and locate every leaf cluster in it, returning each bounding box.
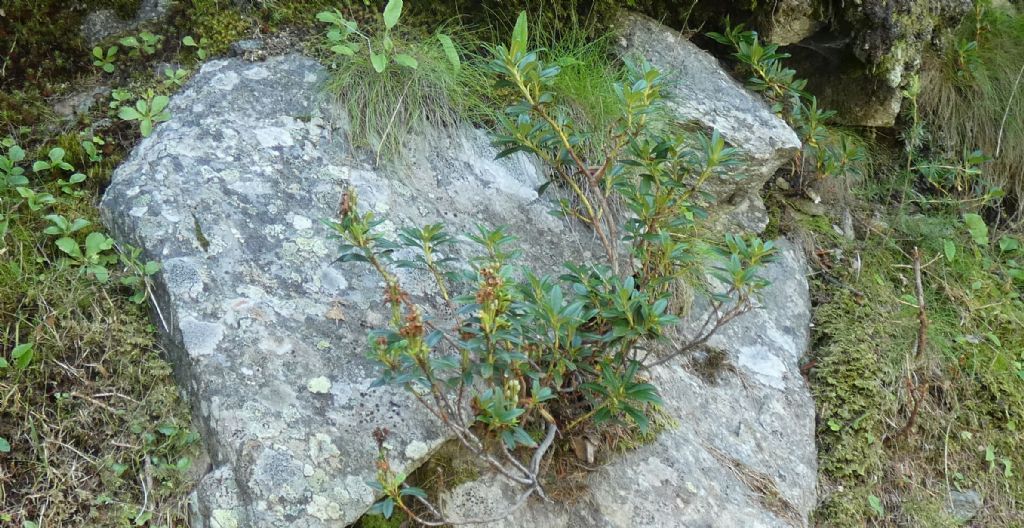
[709,20,868,183]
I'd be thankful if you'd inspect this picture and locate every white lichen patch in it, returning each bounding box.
[309,433,341,460]
[180,317,224,356]
[210,509,240,528]
[210,70,240,91]
[307,376,331,394]
[254,127,295,148]
[404,440,430,460]
[291,214,313,231]
[306,494,343,521]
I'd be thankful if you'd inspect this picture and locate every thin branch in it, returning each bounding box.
[530,423,558,476]
[912,247,928,360]
[642,294,752,370]
[403,483,541,526]
[996,61,1024,158]
[885,376,927,445]
[395,424,559,526]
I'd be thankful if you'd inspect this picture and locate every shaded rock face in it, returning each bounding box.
[618,13,802,233]
[682,0,971,126]
[761,0,823,45]
[443,240,816,528]
[100,55,587,527]
[797,0,971,127]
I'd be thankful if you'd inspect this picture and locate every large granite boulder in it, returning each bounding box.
[442,240,816,527]
[100,54,585,527]
[618,13,802,233]
[100,18,813,525]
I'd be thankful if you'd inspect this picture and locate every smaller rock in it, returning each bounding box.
[791,198,826,217]
[948,490,983,523]
[617,12,801,233]
[52,85,111,118]
[230,39,266,57]
[841,208,855,241]
[80,0,174,46]
[775,176,791,191]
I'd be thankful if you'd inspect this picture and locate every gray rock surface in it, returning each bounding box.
[618,12,802,233]
[443,240,817,527]
[229,38,266,57]
[100,55,589,527]
[81,0,174,46]
[52,84,111,119]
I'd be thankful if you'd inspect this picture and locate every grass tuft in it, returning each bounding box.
[919,5,1024,220]
[323,25,490,163]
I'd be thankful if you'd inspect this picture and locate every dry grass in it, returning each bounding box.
[0,220,198,527]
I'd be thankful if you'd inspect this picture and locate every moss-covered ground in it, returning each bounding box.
[775,180,1024,525]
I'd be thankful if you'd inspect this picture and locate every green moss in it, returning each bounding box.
[406,441,480,497]
[354,510,408,528]
[805,200,1024,525]
[812,287,892,479]
[188,4,253,55]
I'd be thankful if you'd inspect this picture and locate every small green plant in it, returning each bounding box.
[953,38,982,83]
[163,67,190,87]
[91,45,118,73]
[15,187,56,212]
[182,35,208,60]
[109,89,133,111]
[119,31,161,57]
[0,143,28,190]
[916,148,1000,202]
[43,214,90,237]
[1,343,34,371]
[29,147,86,195]
[708,20,806,111]
[81,136,105,163]
[56,172,87,196]
[54,231,118,282]
[117,244,162,304]
[118,91,171,137]
[45,222,162,300]
[316,0,454,74]
[331,13,773,524]
[32,147,73,173]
